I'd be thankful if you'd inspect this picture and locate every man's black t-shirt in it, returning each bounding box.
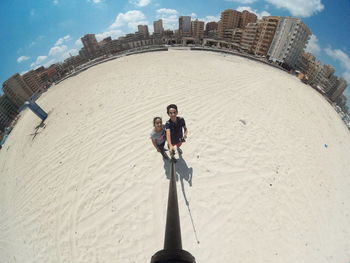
[165,117,186,145]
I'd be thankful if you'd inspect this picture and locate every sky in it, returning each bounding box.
[1,0,350,104]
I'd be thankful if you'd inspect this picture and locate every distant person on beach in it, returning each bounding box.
[165,104,188,155]
[150,117,169,160]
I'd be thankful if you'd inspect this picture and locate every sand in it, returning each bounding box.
[1,49,350,263]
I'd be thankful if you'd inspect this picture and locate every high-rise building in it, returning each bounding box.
[240,22,259,52]
[205,22,218,32]
[191,19,205,38]
[218,9,241,39]
[205,22,218,38]
[223,29,236,41]
[0,95,18,118]
[329,78,347,101]
[179,16,191,36]
[253,16,279,56]
[2,73,32,107]
[81,34,99,58]
[153,19,164,34]
[323,65,335,78]
[267,17,311,68]
[138,25,149,39]
[22,70,44,94]
[0,94,18,131]
[240,10,257,29]
[232,28,244,45]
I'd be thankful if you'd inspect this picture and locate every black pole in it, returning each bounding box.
[150,151,196,263]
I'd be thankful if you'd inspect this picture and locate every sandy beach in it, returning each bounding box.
[1,49,350,263]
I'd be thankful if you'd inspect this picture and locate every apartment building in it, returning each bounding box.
[153,19,164,35]
[254,16,279,56]
[329,78,347,101]
[240,22,259,52]
[179,16,191,36]
[268,17,311,68]
[191,19,204,38]
[81,34,100,58]
[2,73,32,107]
[218,9,241,39]
[138,25,149,39]
[240,10,257,29]
[22,70,44,94]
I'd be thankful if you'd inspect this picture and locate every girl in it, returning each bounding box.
[150,117,169,159]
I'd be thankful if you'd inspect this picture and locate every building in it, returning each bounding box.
[253,16,279,56]
[218,9,241,39]
[240,10,257,29]
[205,21,218,32]
[138,25,149,39]
[205,21,218,38]
[0,95,18,131]
[81,34,100,58]
[153,19,164,35]
[191,19,205,38]
[267,17,311,69]
[240,22,259,53]
[232,28,244,45]
[2,73,32,107]
[179,16,191,36]
[22,70,44,94]
[329,78,347,101]
[223,29,235,41]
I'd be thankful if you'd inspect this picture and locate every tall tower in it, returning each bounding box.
[2,73,33,107]
[191,19,204,38]
[179,16,191,36]
[153,19,164,35]
[218,9,241,39]
[240,10,257,29]
[138,25,149,39]
[268,17,311,68]
[254,16,279,56]
[22,70,44,94]
[81,34,99,57]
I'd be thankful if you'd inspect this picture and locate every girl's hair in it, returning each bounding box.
[153,117,162,126]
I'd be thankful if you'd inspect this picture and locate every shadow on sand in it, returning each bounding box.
[162,153,200,244]
[30,120,46,140]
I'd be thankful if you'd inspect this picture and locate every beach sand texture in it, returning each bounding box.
[1,50,350,263]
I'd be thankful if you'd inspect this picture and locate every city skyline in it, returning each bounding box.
[1,0,350,103]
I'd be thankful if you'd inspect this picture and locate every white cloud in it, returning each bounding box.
[96,29,123,41]
[53,0,59,5]
[130,0,151,7]
[88,0,103,3]
[156,8,178,15]
[31,55,48,68]
[55,35,71,46]
[36,56,47,64]
[190,13,197,18]
[198,15,220,23]
[62,49,79,60]
[110,10,148,31]
[49,45,68,56]
[325,48,350,84]
[21,70,29,75]
[236,6,271,19]
[225,0,257,3]
[265,0,324,17]
[75,38,83,47]
[17,56,30,63]
[156,8,179,30]
[305,34,321,55]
